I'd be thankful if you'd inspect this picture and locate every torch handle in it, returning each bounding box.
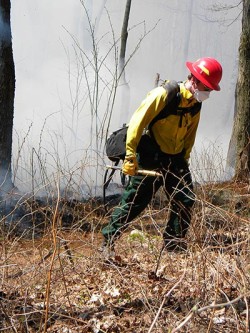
[106,165,161,177]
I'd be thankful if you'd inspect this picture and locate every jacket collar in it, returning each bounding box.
[179,81,198,108]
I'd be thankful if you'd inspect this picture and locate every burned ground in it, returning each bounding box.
[0,181,249,332]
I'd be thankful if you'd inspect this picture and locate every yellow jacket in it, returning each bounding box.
[126,82,201,160]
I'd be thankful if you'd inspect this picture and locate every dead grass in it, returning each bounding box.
[0,181,249,332]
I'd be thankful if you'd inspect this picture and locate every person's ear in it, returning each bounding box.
[191,76,199,84]
[189,75,195,84]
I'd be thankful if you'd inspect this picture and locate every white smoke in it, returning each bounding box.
[10,0,242,193]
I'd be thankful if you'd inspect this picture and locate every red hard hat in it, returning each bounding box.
[186,57,222,91]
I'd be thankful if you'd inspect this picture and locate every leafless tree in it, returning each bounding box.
[0,0,15,191]
[227,0,250,182]
[119,0,131,79]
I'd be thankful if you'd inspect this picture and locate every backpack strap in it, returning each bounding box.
[176,102,201,127]
[149,81,201,130]
[147,81,201,146]
[148,80,181,133]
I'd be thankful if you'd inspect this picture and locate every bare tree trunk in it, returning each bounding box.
[118,0,131,124]
[119,0,131,78]
[0,0,15,191]
[227,0,250,182]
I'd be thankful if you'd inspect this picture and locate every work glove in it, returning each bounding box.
[122,154,138,176]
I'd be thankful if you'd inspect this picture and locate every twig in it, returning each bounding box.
[154,73,160,87]
[148,269,186,333]
[244,296,249,333]
[171,293,249,333]
[60,238,74,266]
[196,294,248,313]
[0,299,18,333]
[200,198,250,225]
[42,180,60,333]
[219,288,240,332]
[171,311,195,333]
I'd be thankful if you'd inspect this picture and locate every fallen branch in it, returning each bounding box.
[171,293,250,333]
[43,181,61,333]
[148,269,186,333]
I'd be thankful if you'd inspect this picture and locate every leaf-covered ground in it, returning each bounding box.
[0,181,249,332]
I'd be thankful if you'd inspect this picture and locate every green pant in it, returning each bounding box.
[102,155,195,242]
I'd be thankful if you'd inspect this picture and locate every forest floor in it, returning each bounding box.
[0,181,249,333]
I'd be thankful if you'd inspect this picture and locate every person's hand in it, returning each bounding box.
[122,155,138,176]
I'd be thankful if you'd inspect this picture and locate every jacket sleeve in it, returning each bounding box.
[183,112,200,160]
[126,87,168,156]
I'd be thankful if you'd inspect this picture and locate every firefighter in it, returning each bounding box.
[101,57,223,256]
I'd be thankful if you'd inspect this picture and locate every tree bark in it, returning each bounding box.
[0,0,15,190]
[119,0,131,77]
[118,0,131,125]
[227,0,250,182]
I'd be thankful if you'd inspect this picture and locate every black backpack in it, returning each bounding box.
[103,80,201,205]
[106,80,182,162]
[105,124,128,163]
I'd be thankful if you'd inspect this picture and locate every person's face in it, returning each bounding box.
[186,76,212,102]
[196,80,212,92]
